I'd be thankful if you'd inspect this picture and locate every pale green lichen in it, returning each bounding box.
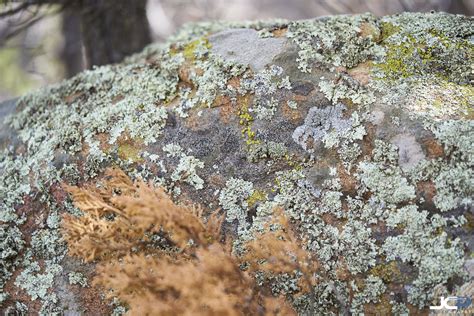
[112,304,127,316]
[358,161,416,204]
[432,162,473,212]
[315,73,371,171]
[257,29,274,38]
[350,276,386,314]
[0,154,31,223]
[391,301,409,316]
[383,205,465,307]
[292,104,366,156]
[267,272,301,296]
[230,200,276,256]
[15,261,62,302]
[105,100,168,145]
[357,140,416,205]
[287,13,383,72]
[286,100,298,109]
[2,301,28,314]
[339,219,377,274]
[318,74,376,107]
[240,65,292,120]
[218,177,254,230]
[408,119,473,212]
[291,280,349,314]
[68,272,88,288]
[274,180,352,278]
[31,229,66,262]
[127,28,254,113]
[403,79,474,121]
[172,155,205,190]
[109,297,127,316]
[318,190,343,217]
[191,54,247,108]
[162,143,183,158]
[430,120,473,212]
[0,225,25,291]
[163,143,205,190]
[8,203,68,311]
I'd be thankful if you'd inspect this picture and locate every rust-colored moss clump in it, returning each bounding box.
[61,168,321,315]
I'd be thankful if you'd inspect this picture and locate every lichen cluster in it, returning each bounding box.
[0,11,472,315]
[286,13,384,72]
[240,65,292,120]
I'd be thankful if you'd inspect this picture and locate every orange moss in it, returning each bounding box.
[272,28,288,38]
[422,138,445,158]
[62,168,298,315]
[348,61,372,86]
[281,100,303,123]
[364,294,392,315]
[369,261,403,284]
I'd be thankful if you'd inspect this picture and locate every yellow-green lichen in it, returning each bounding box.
[182,37,211,61]
[369,261,403,283]
[379,22,401,41]
[283,153,304,172]
[375,34,426,80]
[117,142,144,163]
[375,14,473,84]
[247,190,267,208]
[238,99,261,146]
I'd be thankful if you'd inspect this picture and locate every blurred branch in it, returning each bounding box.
[318,0,356,14]
[1,0,151,68]
[318,0,344,14]
[4,4,40,29]
[1,14,42,42]
[355,0,370,12]
[0,3,62,45]
[0,2,30,18]
[399,0,414,12]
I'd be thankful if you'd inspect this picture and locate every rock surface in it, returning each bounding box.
[0,12,473,315]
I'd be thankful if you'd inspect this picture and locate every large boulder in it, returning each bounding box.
[1,12,473,315]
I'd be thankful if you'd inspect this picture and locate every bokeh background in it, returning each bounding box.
[1,0,472,101]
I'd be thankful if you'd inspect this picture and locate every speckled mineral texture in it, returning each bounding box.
[0,12,473,315]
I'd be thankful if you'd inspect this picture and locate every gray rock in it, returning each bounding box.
[209,28,287,71]
[1,12,472,315]
[391,133,425,171]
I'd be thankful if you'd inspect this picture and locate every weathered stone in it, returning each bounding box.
[0,12,472,315]
[209,28,287,71]
[390,133,425,171]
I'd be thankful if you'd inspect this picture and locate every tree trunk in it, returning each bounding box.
[79,0,150,67]
[61,7,84,77]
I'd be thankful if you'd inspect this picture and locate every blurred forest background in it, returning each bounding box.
[0,0,472,102]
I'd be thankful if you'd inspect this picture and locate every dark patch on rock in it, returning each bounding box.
[292,81,315,96]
